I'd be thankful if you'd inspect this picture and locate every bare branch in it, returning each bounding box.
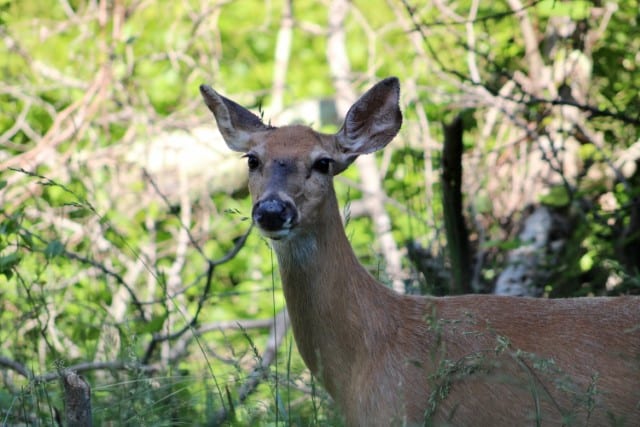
[141,225,253,364]
[0,357,159,382]
[507,0,544,92]
[0,356,32,379]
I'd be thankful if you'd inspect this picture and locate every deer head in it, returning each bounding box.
[200,77,402,240]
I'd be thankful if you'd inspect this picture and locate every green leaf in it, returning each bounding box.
[138,314,167,334]
[579,252,594,272]
[539,186,571,207]
[44,240,64,259]
[19,231,33,247]
[0,215,20,235]
[0,251,21,276]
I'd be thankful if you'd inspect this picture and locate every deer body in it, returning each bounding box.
[201,78,640,426]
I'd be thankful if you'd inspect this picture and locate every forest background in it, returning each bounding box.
[1,0,638,425]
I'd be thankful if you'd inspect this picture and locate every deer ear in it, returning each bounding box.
[200,84,272,152]
[335,77,402,160]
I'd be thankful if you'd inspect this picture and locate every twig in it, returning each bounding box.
[141,225,253,364]
[401,0,543,28]
[208,309,290,426]
[64,249,147,320]
[169,317,285,362]
[0,357,159,382]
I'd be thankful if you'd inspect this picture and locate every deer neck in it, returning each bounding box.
[270,189,383,396]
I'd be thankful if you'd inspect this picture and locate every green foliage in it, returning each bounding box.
[1,0,639,424]
[592,1,640,133]
[539,185,571,207]
[537,0,591,20]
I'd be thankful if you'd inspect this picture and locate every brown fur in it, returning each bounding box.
[201,78,640,426]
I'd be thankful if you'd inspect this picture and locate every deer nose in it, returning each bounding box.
[252,197,298,232]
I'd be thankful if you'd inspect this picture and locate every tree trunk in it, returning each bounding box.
[441,116,472,294]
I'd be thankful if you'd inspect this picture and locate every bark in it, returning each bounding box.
[62,371,93,427]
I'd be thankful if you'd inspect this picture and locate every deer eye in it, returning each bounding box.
[312,158,334,174]
[243,154,260,171]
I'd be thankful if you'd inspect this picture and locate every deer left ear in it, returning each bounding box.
[200,84,272,152]
[335,78,402,166]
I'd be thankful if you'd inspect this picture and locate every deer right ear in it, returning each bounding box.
[200,84,272,152]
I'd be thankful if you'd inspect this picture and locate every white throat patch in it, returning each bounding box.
[272,233,318,270]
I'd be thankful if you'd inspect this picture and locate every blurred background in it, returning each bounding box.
[1,0,638,424]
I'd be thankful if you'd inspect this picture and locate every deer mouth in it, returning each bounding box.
[258,228,293,240]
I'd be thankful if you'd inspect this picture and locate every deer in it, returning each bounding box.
[200,77,640,426]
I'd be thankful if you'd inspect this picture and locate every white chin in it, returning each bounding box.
[259,228,292,240]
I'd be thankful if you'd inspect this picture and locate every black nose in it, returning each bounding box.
[252,198,297,231]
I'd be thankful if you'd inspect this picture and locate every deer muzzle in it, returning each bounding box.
[252,196,298,239]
